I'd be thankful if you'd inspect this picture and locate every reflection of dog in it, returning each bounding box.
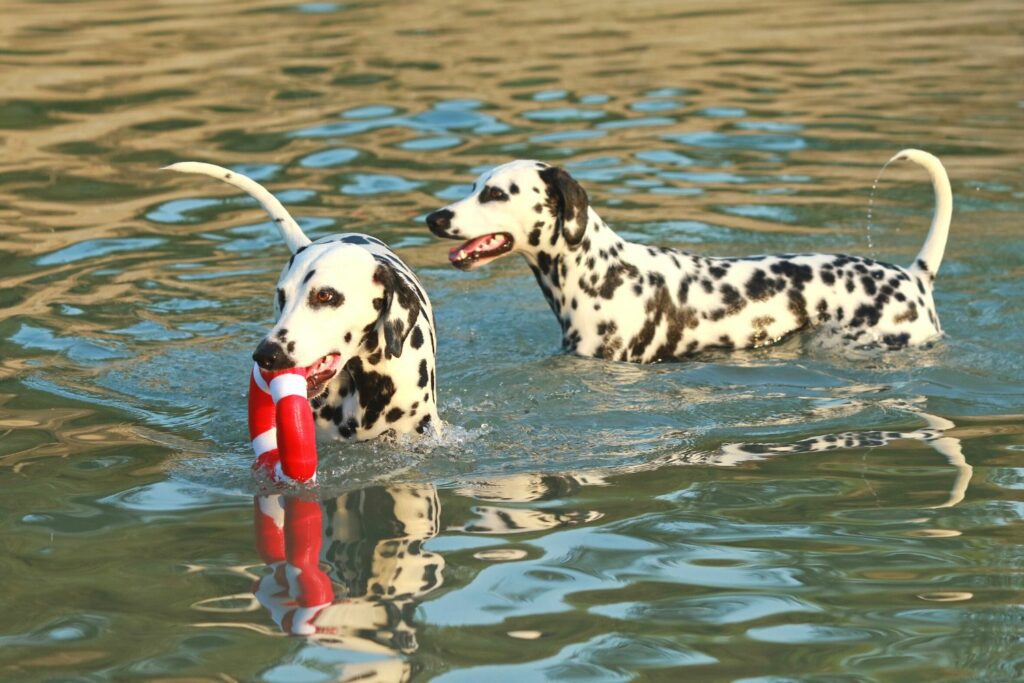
[322,485,443,619]
[247,479,605,680]
[456,410,970,510]
[456,474,604,533]
[252,485,443,665]
[167,163,439,441]
[660,410,971,508]
[427,150,952,361]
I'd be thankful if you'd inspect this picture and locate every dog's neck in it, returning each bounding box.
[522,207,672,335]
[311,344,420,440]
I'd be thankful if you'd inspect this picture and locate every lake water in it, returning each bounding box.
[1,0,1022,680]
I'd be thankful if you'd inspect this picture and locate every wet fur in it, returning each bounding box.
[427,151,952,362]
[165,162,439,440]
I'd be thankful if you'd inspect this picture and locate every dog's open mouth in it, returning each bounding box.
[448,233,514,270]
[303,353,342,398]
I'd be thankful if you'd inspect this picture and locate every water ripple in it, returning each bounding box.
[0,1,1021,680]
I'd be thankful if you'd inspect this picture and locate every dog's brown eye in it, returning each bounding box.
[480,185,509,203]
[309,287,344,308]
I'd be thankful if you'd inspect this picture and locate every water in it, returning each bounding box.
[1,0,1022,680]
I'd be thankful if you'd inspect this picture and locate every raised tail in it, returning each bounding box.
[162,162,312,254]
[886,149,952,278]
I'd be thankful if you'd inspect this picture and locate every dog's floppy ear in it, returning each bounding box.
[373,259,422,359]
[539,166,589,247]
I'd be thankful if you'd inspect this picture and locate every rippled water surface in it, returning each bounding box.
[2,0,1023,680]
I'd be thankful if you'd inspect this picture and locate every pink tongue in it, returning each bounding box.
[307,354,341,376]
[450,234,506,257]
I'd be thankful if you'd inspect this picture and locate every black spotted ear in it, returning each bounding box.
[373,260,422,359]
[539,166,589,247]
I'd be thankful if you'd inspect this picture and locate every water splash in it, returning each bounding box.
[865,156,900,256]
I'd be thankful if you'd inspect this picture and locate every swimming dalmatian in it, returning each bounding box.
[166,162,440,440]
[426,149,952,362]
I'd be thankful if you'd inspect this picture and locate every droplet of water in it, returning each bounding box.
[866,179,878,253]
[865,157,898,257]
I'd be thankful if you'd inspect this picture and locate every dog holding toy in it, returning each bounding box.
[165,163,440,483]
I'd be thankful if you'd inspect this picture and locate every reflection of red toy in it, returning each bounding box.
[248,362,318,483]
[253,495,334,634]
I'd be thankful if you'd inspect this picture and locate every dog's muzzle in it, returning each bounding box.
[426,209,455,238]
[426,208,515,270]
[253,340,342,399]
[253,339,290,371]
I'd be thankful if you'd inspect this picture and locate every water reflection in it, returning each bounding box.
[456,475,604,534]
[252,496,336,638]
[235,409,972,676]
[248,473,599,679]
[3,0,1020,678]
[689,410,972,509]
[252,486,441,679]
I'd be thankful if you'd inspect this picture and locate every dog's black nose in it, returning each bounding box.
[426,209,454,237]
[252,339,290,371]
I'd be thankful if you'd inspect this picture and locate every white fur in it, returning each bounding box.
[427,150,952,362]
[167,163,440,440]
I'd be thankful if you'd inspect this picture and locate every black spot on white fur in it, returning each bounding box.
[167,165,442,445]
[427,160,947,362]
[271,234,440,441]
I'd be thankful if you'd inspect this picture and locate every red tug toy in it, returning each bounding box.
[248,363,319,483]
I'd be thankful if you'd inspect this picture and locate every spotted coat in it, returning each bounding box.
[165,161,439,441]
[275,234,440,441]
[426,150,952,362]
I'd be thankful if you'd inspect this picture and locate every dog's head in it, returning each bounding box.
[252,243,422,399]
[425,160,590,270]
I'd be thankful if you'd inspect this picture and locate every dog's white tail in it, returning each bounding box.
[162,162,312,254]
[885,149,952,277]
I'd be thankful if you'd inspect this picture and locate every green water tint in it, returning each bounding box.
[2,0,1023,680]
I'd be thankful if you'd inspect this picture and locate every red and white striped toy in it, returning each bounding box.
[248,362,318,483]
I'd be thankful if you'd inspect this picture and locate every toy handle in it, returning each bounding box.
[248,363,318,483]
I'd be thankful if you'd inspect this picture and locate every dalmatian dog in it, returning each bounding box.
[165,163,439,440]
[426,149,952,362]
